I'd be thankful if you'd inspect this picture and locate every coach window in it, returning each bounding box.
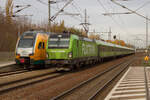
[106,46,108,51]
[38,42,42,49]
[102,46,104,51]
[104,46,106,51]
[100,46,102,51]
[105,46,106,51]
[105,46,107,52]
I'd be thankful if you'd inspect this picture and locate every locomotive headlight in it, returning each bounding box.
[68,52,72,58]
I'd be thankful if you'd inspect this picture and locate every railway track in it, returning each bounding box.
[0,69,29,77]
[0,64,54,77]
[0,62,15,69]
[87,60,133,100]
[0,69,65,95]
[0,64,37,77]
[51,58,134,100]
[0,64,25,74]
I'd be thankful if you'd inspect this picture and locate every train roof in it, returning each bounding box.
[49,33,81,40]
[70,34,95,42]
[48,33,134,50]
[95,40,134,50]
[71,34,134,50]
[24,31,51,35]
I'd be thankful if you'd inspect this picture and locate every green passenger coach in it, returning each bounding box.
[46,33,98,69]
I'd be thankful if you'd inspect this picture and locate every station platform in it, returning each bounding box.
[0,61,15,68]
[105,67,150,100]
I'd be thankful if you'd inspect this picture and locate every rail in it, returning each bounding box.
[51,58,134,100]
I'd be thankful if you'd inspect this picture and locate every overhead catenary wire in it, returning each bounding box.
[135,0,150,12]
[73,1,83,17]
[111,0,150,21]
[36,0,48,5]
[21,0,49,23]
[36,0,84,29]
[15,0,48,15]
[71,2,83,18]
[50,0,74,21]
[97,0,108,13]
[110,0,150,48]
[101,0,150,41]
[6,0,85,29]
[36,0,61,12]
[36,0,67,5]
[106,0,129,31]
[96,0,131,37]
[36,0,82,22]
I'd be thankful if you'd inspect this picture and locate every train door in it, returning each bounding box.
[77,40,79,57]
[42,42,46,59]
[37,42,43,59]
[42,35,48,60]
[98,45,100,58]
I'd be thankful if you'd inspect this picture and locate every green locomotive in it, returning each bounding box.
[46,34,98,69]
[46,33,134,70]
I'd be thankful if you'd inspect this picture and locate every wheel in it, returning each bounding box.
[75,63,80,70]
[23,65,32,70]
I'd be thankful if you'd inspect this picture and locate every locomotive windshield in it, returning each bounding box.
[48,34,70,48]
[18,33,36,48]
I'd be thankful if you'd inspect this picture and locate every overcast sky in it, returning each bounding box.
[1,0,150,48]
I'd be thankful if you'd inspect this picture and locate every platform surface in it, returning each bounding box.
[0,61,15,68]
[105,67,150,100]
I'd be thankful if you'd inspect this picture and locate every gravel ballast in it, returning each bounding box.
[0,55,134,100]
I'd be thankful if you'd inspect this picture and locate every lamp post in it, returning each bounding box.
[146,16,148,51]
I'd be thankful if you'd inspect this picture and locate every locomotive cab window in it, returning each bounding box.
[48,34,70,48]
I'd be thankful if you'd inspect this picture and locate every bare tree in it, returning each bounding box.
[5,0,13,24]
